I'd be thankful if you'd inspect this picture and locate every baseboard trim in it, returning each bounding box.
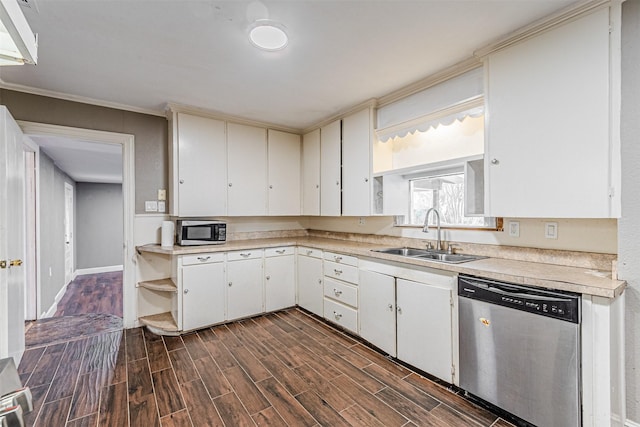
[627,419,640,427]
[41,280,70,318]
[76,265,124,276]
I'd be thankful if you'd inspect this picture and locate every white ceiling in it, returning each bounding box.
[0,0,577,131]
[31,135,123,183]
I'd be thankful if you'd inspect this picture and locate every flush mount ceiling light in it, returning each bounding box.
[249,19,288,51]
[0,0,37,65]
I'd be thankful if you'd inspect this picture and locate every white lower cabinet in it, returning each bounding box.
[181,260,225,331]
[264,247,296,312]
[296,247,324,316]
[359,259,456,383]
[227,250,264,321]
[397,278,453,382]
[359,270,396,356]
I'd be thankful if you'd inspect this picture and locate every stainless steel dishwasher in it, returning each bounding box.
[458,275,581,427]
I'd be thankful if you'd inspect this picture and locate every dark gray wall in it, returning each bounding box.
[0,89,168,214]
[76,183,123,269]
[39,152,75,315]
[620,0,640,422]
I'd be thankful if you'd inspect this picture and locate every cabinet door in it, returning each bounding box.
[228,123,267,216]
[396,278,452,382]
[302,129,321,215]
[320,120,341,216]
[486,8,613,218]
[227,258,264,320]
[265,255,296,311]
[176,113,227,216]
[342,108,372,216]
[182,262,225,331]
[268,130,301,216]
[359,270,396,356]
[297,253,323,316]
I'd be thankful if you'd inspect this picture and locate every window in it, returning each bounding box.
[406,171,494,228]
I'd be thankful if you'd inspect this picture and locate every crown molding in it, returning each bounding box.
[474,0,612,58]
[0,78,166,117]
[301,98,378,134]
[165,102,303,134]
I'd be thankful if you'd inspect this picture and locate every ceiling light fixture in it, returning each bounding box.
[249,19,288,51]
[0,0,37,65]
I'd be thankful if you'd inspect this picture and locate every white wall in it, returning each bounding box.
[619,0,640,422]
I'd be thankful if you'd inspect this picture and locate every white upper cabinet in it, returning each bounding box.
[172,113,227,217]
[485,8,619,218]
[302,129,321,216]
[321,119,342,216]
[267,130,301,216]
[227,123,268,216]
[342,108,373,216]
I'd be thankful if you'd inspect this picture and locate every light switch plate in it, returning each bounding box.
[545,222,558,239]
[145,201,158,212]
[508,221,520,237]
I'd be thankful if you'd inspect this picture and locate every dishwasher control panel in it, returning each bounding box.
[459,275,580,323]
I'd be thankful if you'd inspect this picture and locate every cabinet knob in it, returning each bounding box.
[397,306,402,314]
[266,275,271,280]
[228,282,233,287]
[364,178,369,183]
[388,303,393,311]
[228,183,233,187]
[184,289,189,294]
[336,180,339,186]
[179,179,184,184]
[491,158,499,165]
[269,185,273,189]
[318,278,322,284]
[316,184,319,189]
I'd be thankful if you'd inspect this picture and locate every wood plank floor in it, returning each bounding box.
[19,308,515,427]
[55,271,123,317]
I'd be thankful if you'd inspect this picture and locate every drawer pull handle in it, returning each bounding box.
[276,249,285,254]
[333,289,342,297]
[306,250,313,255]
[334,269,342,275]
[240,253,251,258]
[333,311,342,320]
[388,303,393,311]
[335,256,343,262]
[197,256,211,262]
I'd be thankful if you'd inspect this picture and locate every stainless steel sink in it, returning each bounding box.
[371,247,486,264]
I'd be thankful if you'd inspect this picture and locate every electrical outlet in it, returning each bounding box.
[158,189,166,201]
[508,221,520,237]
[545,222,558,239]
[157,201,166,212]
[145,201,158,212]
[358,217,366,226]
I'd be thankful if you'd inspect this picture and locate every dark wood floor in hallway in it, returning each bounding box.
[19,308,515,427]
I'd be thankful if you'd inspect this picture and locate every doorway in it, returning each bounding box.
[17,121,136,328]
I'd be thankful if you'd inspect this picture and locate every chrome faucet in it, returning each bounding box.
[423,208,441,251]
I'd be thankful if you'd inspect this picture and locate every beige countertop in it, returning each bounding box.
[137,236,626,298]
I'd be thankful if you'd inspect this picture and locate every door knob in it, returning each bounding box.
[9,260,22,267]
[0,260,6,269]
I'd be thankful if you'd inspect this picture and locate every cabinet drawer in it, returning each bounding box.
[265,246,295,257]
[323,252,358,266]
[298,246,323,259]
[182,253,224,265]
[324,298,358,334]
[324,261,358,285]
[227,249,263,261]
[324,278,357,308]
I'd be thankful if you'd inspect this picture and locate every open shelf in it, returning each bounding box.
[139,312,179,335]
[138,278,177,293]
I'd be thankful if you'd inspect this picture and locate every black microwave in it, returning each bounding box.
[176,220,226,246]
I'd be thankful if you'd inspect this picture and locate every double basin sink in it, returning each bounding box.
[371,247,486,264]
